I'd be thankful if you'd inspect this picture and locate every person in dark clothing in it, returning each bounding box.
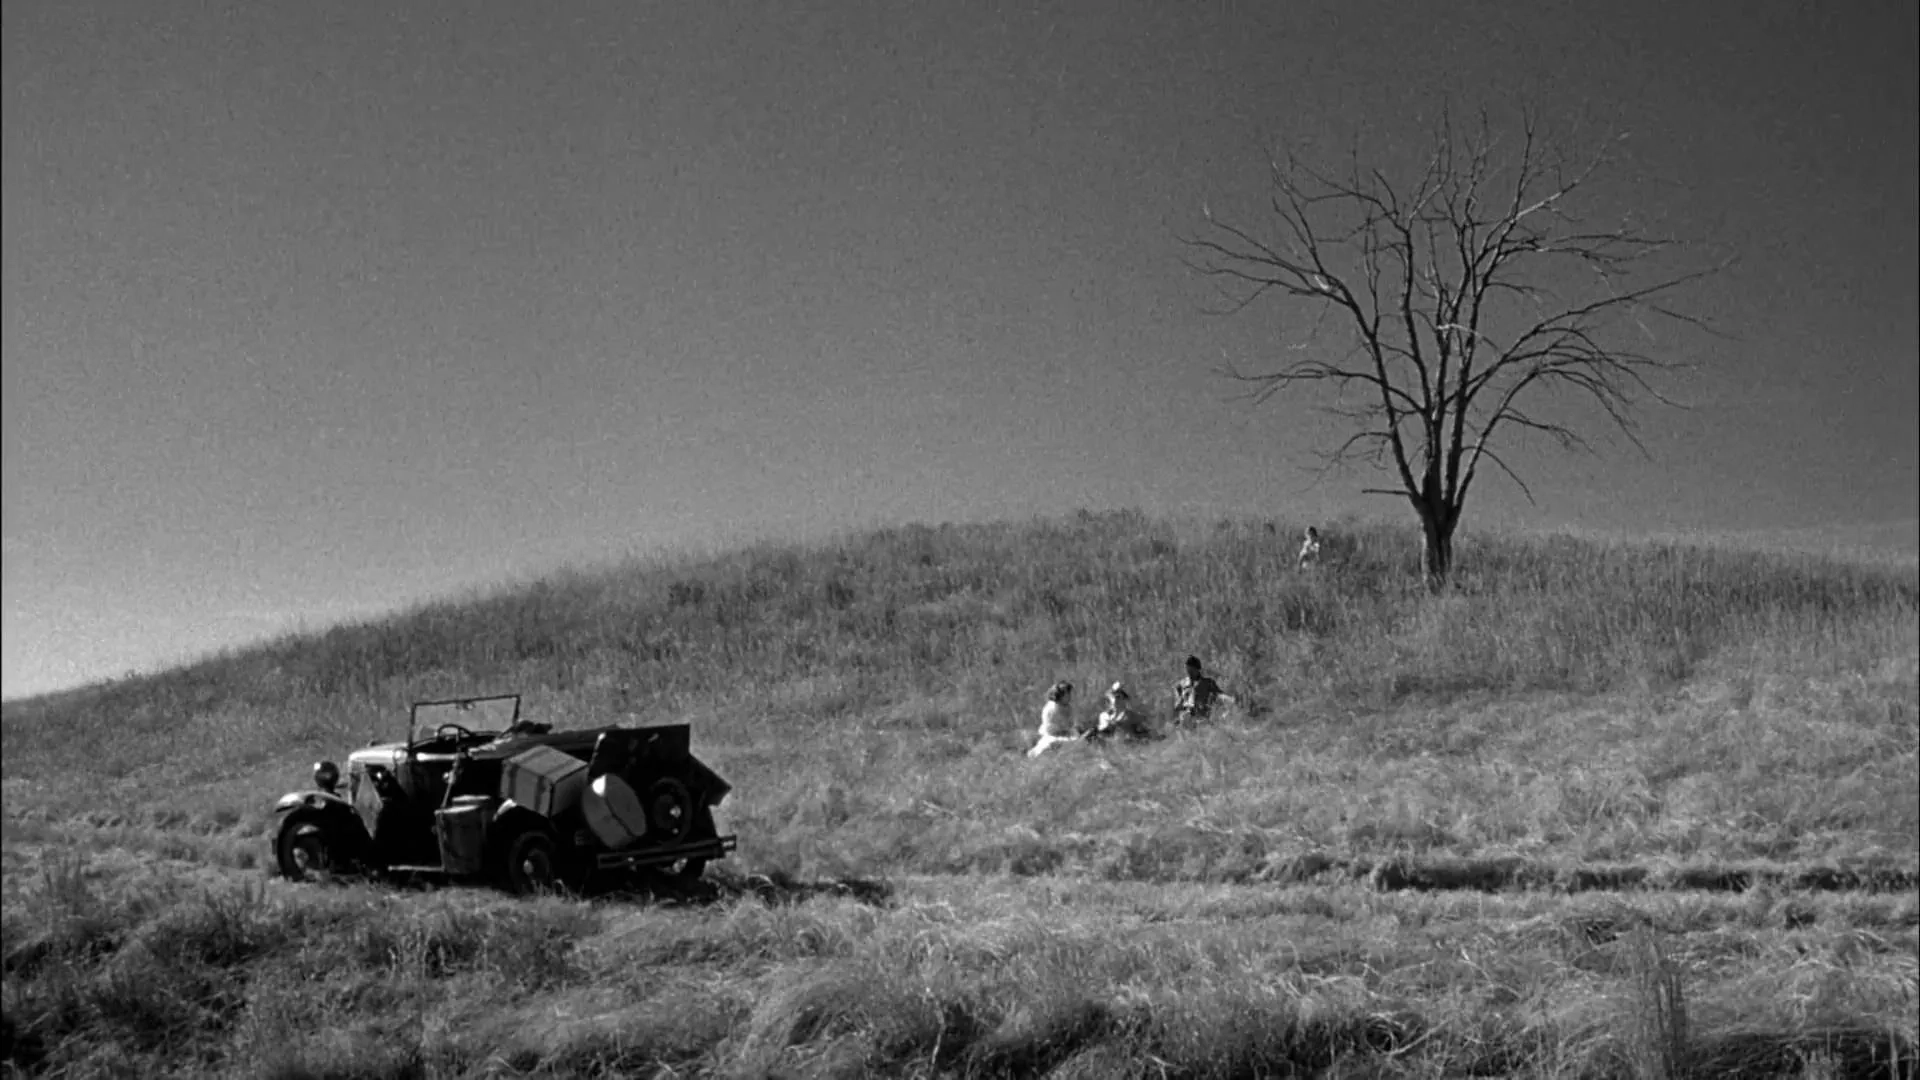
[1171,655,1235,727]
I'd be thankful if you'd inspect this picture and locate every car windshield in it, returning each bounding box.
[410,696,520,747]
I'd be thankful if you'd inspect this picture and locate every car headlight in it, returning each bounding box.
[314,761,341,793]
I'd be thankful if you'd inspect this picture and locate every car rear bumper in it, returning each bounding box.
[593,833,738,872]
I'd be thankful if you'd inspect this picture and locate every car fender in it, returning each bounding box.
[488,800,550,837]
[488,800,560,844]
[274,790,376,861]
[275,790,356,816]
[687,758,732,806]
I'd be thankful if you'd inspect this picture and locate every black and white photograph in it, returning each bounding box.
[4,2,1915,1076]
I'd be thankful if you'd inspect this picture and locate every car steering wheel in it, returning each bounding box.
[434,723,479,743]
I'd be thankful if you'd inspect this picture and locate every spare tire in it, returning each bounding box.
[583,773,647,849]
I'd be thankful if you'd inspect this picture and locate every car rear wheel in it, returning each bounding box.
[275,810,344,882]
[647,778,695,845]
[495,821,566,895]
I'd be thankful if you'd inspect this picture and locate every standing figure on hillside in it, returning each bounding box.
[1171,655,1235,727]
[1297,526,1323,571]
[1027,681,1083,757]
[1091,682,1157,743]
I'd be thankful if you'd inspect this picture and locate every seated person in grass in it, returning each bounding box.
[1171,655,1235,727]
[1026,681,1084,757]
[1297,526,1323,571]
[1090,682,1157,742]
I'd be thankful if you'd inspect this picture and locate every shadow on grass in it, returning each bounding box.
[1691,1026,1920,1080]
[1349,856,1918,895]
[589,866,896,909]
[278,860,896,909]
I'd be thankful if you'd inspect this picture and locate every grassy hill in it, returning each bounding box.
[4,511,1917,1077]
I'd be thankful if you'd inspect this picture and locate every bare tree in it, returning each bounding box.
[1183,110,1730,584]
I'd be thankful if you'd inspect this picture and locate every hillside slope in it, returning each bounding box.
[4,511,1915,881]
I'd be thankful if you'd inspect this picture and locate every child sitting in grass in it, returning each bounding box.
[1090,682,1157,742]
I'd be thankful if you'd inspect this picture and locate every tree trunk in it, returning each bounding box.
[1418,507,1455,588]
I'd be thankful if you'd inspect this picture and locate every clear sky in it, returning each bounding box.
[4,0,1916,699]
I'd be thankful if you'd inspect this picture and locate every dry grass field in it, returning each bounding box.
[4,511,1916,1078]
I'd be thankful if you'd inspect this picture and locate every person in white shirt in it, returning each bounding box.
[1026,681,1082,757]
[1091,682,1157,742]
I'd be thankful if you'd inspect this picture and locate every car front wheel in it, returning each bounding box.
[275,810,347,882]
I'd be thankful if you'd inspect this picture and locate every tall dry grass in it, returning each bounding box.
[3,847,1914,1078]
